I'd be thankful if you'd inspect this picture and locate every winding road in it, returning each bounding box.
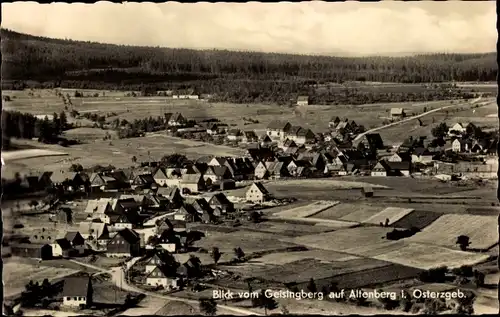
[70,259,262,316]
[353,97,484,144]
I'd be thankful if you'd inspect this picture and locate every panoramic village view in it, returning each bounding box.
[1,1,499,316]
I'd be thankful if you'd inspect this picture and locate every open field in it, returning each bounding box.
[3,89,470,133]
[313,203,382,222]
[239,221,338,237]
[2,149,68,162]
[247,249,361,265]
[373,243,492,270]
[291,227,395,253]
[5,134,245,174]
[4,258,79,297]
[193,230,299,255]
[407,214,499,250]
[274,200,338,218]
[219,257,392,284]
[363,207,415,226]
[391,210,442,230]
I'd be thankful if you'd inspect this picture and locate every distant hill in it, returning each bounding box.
[0,28,496,104]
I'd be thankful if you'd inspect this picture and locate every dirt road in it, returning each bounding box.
[353,97,483,143]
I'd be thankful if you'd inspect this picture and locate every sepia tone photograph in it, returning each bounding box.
[1,1,498,316]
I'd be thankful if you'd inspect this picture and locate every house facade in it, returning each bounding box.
[106,228,141,257]
[146,266,180,290]
[62,276,93,309]
[296,96,309,106]
[246,182,271,203]
[266,121,292,141]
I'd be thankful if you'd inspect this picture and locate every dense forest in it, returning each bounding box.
[1,29,497,104]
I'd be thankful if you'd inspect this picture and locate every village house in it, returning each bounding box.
[411,147,435,164]
[246,182,272,203]
[329,116,341,129]
[157,186,184,209]
[282,139,298,152]
[448,123,467,136]
[242,131,259,143]
[106,228,141,257]
[131,173,157,190]
[167,112,187,126]
[64,232,86,255]
[180,174,206,193]
[260,134,274,148]
[358,133,385,152]
[254,161,270,179]
[78,221,111,251]
[146,266,180,290]
[296,95,309,106]
[174,205,200,222]
[227,129,243,142]
[208,193,235,213]
[266,161,289,179]
[203,166,232,184]
[371,161,388,177]
[452,139,473,153]
[89,173,119,191]
[144,251,171,273]
[385,161,411,176]
[390,108,406,119]
[285,126,302,143]
[51,238,74,258]
[62,276,93,309]
[85,199,114,215]
[208,157,227,167]
[192,198,213,215]
[266,120,292,141]
[386,152,411,163]
[296,128,316,145]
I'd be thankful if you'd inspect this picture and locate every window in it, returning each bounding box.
[66,297,71,301]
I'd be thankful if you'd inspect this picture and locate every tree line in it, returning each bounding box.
[1,110,70,149]
[1,29,496,105]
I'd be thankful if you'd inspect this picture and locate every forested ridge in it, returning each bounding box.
[1,29,497,104]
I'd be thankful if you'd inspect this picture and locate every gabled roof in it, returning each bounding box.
[169,112,185,122]
[249,182,270,195]
[363,133,385,149]
[267,120,290,130]
[210,157,227,166]
[283,139,297,148]
[55,238,73,250]
[178,205,200,219]
[192,199,213,214]
[64,231,83,242]
[135,174,156,184]
[297,128,314,137]
[386,161,411,171]
[227,129,242,136]
[243,131,258,139]
[287,126,302,136]
[62,276,91,297]
[78,221,109,239]
[116,228,141,244]
[209,193,232,206]
[207,166,231,178]
[181,174,203,183]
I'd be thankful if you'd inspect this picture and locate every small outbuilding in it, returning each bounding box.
[361,186,374,198]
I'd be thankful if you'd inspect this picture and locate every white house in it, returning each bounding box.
[296,96,309,106]
[246,182,272,203]
[61,276,92,309]
[146,266,180,290]
[390,108,406,119]
[371,161,388,177]
[266,120,292,142]
[227,129,243,142]
[452,139,472,153]
[448,123,467,136]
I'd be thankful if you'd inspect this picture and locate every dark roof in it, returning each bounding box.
[193,199,212,213]
[228,129,242,136]
[251,182,269,195]
[287,126,302,136]
[386,161,411,171]
[64,231,82,242]
[164,113,173,122]
[62,276,91,297]
[208,166,230,177]
[267,120,290,130]
[209,193,231,205]
[56,238,73,250]
[364,133,385,149]
[117,228,141,244]
[297,128,314,137]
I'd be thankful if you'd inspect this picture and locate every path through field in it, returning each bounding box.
[353,96,482,143]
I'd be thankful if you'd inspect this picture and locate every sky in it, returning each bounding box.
[1,1,497,56]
